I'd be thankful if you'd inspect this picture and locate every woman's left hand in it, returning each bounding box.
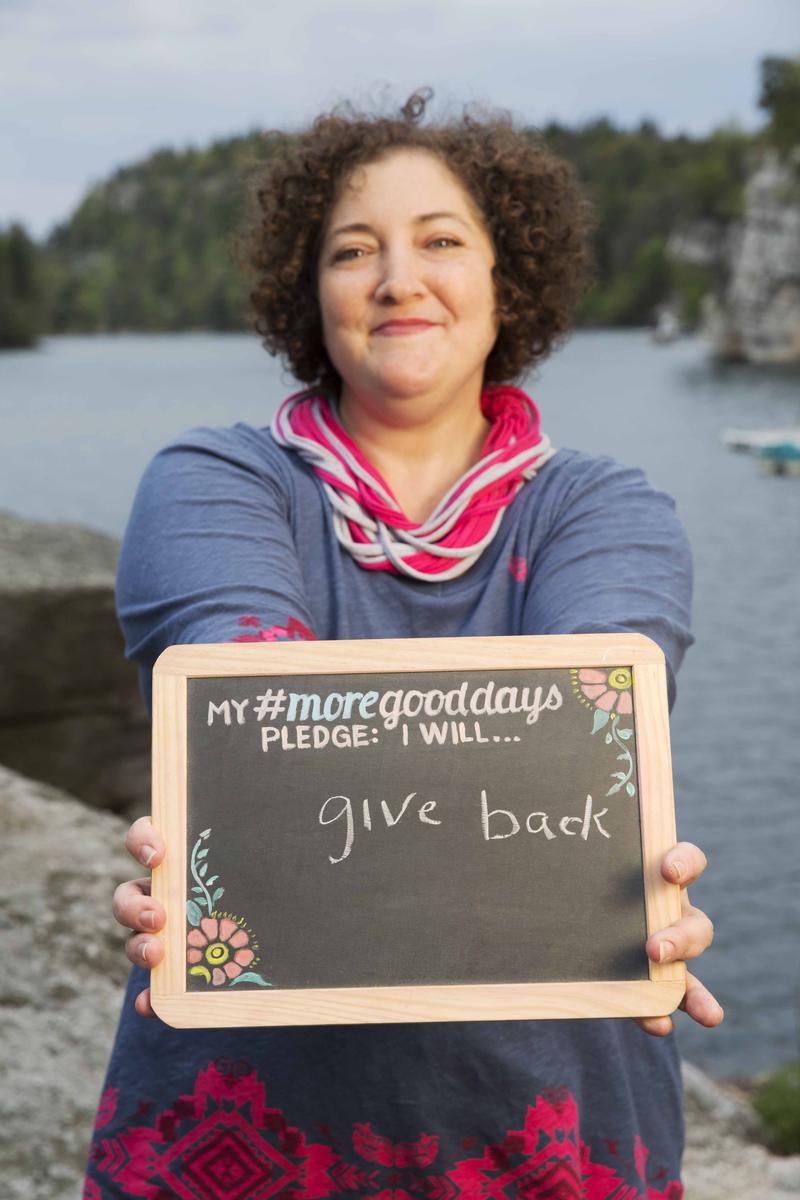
[635,840,723,1037]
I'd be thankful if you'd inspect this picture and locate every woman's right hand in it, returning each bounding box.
[112,816,166,1017]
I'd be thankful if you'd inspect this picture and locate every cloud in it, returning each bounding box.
[1,0,792,235]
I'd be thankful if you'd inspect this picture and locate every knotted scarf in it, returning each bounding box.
[271,384,555,582]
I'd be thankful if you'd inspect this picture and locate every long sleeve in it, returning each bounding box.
[522,454,694,708]
[115,425,317,714]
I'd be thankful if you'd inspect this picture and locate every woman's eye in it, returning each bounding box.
[333,247,366,262]
[428,236,459,249]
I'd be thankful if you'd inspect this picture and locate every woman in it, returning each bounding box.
[86,92,721,1198]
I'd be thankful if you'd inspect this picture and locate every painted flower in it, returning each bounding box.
[576,667,633,715]
[187,916,254,986]
[507,556,528,582]
[231,615,316,643]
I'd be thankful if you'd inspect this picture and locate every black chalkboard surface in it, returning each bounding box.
[151,635,685,1027]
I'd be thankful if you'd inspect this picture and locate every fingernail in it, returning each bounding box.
[140,943,149,964]
[659,940,676,962]
[670,860,685,882]
[141,909,156,930]
[140,845,157,867]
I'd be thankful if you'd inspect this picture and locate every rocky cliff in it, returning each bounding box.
[668,147,800,364]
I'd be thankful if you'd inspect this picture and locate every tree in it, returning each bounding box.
[0,224,47,349]
[758,56,800,153]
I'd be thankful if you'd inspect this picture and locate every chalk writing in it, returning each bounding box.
[315,789,612,865]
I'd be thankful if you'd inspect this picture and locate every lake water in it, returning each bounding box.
[2,331,799,1081]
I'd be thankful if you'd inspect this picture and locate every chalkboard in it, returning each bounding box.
[151,635,685,1027]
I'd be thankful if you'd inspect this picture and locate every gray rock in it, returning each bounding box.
[682,1060,800,1200]
[0,509,119,588]
[669,147,800,365]
[666,219,729,268]
[0,765,131,1200]
[0,509,150,814]
[723,149,800,365]
[682,1059,765,1140]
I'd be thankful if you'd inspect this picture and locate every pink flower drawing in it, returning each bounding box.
[576,667,633,715]
[187,916,255,986]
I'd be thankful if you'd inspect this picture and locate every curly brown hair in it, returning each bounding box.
[240,89,595,395]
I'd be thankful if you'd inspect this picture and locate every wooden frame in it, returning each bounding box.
[151,633,685,1027]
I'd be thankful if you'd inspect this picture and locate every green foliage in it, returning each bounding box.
[672,130,749,222]
[0,223,48,349]
[45,132,266,333]
[544,118,751,328]
[671,262,713,328]
[752,1062,800,1155]
[759,56,800,154]
[34,97,783,336]
[581,235,673,327]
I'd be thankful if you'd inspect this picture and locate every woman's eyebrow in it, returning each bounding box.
[329,211,472,238]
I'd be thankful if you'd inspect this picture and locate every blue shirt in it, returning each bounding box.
[85,421,693,1198]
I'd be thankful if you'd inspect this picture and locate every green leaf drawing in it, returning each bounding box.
[626,782,636,796]
[212,887,224,903]
[230,972,272,988]
[592,708,610,734]
[207,875,218,887]
[605,732,612,744]
[186,899,203,926]
[189,834,213,913]
[200,829,211,838]
[617,728,633,740]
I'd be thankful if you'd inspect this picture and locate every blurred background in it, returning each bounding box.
[1,2,799,1194]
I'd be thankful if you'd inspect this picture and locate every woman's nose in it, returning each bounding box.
[374,248,425,304]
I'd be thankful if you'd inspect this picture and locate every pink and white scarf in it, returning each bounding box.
[271,384,555,582]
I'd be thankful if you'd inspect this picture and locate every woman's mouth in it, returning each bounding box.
[372,320,437,336]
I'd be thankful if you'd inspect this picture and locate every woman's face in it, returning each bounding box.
[317,148,499,411]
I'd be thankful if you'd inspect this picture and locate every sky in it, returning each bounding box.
[1,0,797,239]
